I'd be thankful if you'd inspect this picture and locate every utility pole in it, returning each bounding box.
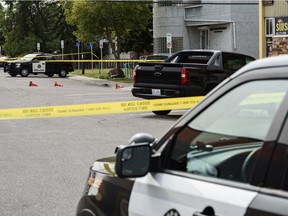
[81,42,85,75]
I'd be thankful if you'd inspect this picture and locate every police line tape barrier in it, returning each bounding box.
[43,59,163,63]
[0,52,164,63]
[0,52,93,62]
[0,96,204,120]
[0,59,163,63]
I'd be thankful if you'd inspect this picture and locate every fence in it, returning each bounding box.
[74,60,136,78]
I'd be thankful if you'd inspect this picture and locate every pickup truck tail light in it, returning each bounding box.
[181,67,189,85]
[133,65,139,83]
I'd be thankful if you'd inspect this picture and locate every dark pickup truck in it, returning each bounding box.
[4,52,74,77]
[132,50,255,115]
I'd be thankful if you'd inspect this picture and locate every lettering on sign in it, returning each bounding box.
[275,17,288,35]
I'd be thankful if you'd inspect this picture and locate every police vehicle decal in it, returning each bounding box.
[128,173,257,216]
[32,61,46,73]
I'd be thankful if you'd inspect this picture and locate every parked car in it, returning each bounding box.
[139,54,169,61]
[76,54,288,216]
[4,52,74,77]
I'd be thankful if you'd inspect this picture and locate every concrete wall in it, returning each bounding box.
[153,2,258,58]
[153,6,185,38]
[209,24,233,51]
[231,4,259,58]
[185,4,232,20]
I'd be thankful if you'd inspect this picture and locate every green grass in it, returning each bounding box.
[71,68,134,83]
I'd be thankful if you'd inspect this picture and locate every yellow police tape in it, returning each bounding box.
[0,97,204,120]
[0,52,164,63]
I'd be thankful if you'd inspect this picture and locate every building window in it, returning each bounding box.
[157,0,201,7]
[154,37,183,54]
[158,1,173,7]
[265,18,275,36]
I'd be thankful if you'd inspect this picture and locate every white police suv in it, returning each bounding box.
[76,55,288,216]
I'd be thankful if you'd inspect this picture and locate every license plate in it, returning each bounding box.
[152,89,161,96]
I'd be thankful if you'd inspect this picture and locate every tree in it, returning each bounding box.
[122,20,153,58]
[1,1,76,57]
[0,4,6,54]
[65,1,152,68]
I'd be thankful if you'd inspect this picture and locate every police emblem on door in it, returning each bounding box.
[32,61,46,73]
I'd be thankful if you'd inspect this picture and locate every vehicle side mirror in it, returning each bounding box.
[115,143,151,178]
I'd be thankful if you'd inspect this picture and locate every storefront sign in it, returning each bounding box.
[275,17,288,35]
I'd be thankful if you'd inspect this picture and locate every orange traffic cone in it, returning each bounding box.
[54,81,63,87]
[115,83,124,89]
[29,81,38,87]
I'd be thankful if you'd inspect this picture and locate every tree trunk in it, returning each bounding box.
[116,37,121,71]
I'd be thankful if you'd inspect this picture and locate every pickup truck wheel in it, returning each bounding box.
[10,74,17,77]
[58,69,67,78]
[20,68,30,77]
[47,73,54,77]
[152,110,171,115]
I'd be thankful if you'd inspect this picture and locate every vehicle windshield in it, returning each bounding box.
[20,54,40,61]
[190,81,286,140]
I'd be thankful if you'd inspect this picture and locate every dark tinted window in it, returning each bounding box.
[223,53,255,73]
[146,55,168,60]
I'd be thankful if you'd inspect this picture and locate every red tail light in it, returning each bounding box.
[133,65,139,83]
[181,67,189,85]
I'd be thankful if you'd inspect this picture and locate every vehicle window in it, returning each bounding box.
[46,56,54,60]
[223,53,252,73]
[168,80,288,184]
[33,56,46,61]
[146,55,168,61]
[245,56,255,64]
[169,55,180,63]
[181,52,213,64]
[20,54,39,61]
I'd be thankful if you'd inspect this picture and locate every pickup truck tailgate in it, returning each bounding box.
[136,63,182,84]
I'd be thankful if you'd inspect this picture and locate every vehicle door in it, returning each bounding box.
[128,79,288,216]
[245,106,288,216]
[31,56,46,74]
[45,55,56,74]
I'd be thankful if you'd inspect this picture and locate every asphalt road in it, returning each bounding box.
[0,70,187,216]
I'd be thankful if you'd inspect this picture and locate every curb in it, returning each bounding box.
[68,74,132,89]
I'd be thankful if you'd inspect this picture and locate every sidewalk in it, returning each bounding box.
[68,74,133,89]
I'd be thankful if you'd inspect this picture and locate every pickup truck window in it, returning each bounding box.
[180,52,213,64]
[166,51,214,64]
[223,53,253,73]
[169,55,180,63]
[168,80,287,183]
[182,55,212,64]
